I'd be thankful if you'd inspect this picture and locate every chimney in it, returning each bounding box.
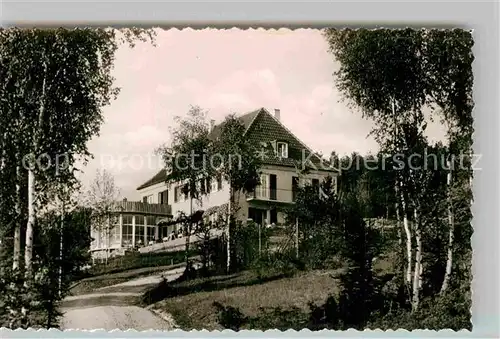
[274,108,281,121]
[210,119,216,132]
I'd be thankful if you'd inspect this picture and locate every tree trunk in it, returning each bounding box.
[185,198,193,270]
[24,168,35,276]
[59,199,64,297]
[412,205,422,311]
[105,217,110,265]
[13,165,22,270]
[400,181,412,286]
[25,58,48,277]
[394,180,402,246]
[226,185,233,272]
[440,162,454,294]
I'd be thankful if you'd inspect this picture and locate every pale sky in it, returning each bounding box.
[78,28,446,200]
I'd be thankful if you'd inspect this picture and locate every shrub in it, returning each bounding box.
[247,306,308,331]
[366,287,471,331]
[213,302,248,331]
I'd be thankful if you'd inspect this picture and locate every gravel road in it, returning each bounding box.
[60,265,194,330]
[60,305,173,331]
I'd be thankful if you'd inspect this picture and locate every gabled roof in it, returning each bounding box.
[208,108,260,141]
[137,107,335,191]
[136,168,168,191]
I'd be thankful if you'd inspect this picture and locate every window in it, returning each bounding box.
[211,176,218,192]
[277,142,288,158]
[183,183,189,200]
[257,174,269,199]
[110,220,120,246]
[158,190,168,204]
[122,215,133,247]
[270,208,278,224]
[292,176,299,202]
[269,174,277,200]
[146,216,156,226]
[174,186,180,203]
[146,226,156,243]
[217,174,223,191]
[143,195,153,204]
[142,196,148,203]
[135,215,145,246]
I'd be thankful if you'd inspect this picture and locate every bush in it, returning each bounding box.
[213,302,309,331]
[367,287,471,331]
[247,306,308,331]
[213,302,248,331]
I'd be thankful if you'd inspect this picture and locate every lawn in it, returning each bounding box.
[147,269,341,331]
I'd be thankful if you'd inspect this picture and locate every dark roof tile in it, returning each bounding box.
[137,108,334,190]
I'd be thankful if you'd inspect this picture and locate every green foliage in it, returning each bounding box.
[157,106,213,201]
[0,28,156,328]
[232,220,269,270]
[212,115,262,194]
[213,302,248,331]
[213,302,310,332]
[367,287,471,331]
[247,306,309,331]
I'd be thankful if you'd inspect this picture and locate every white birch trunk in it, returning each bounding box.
[400,180,412,286]
[440,161,454,294]
[412,206,422,311]
[24,168,35,275]
[13,165,22,270]
[394,179,402,246]
[58,199,64,297]
[25,59,48,277]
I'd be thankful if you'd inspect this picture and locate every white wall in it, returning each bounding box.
[137,166,337,225]
[137,180,230,216]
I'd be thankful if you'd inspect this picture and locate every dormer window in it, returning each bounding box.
[277,142,288,158]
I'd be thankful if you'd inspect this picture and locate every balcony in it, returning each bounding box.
[111,201,172,216]
[246,187,293,205]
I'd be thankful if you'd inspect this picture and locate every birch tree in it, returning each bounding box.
[423,29,474,294]
[0,28,154,279]
[0,28,155,327]
[212,115,262,272]
[325,28,428,309]
[85,169,121,265]
[156,106,213,273]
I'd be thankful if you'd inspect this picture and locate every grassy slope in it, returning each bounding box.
[145,229,400,331]
[148,269,342,331]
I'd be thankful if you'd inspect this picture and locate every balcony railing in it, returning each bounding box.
[111,201,172,216]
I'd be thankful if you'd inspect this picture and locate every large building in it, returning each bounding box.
[136,107,338,228]
[89,200,172,259]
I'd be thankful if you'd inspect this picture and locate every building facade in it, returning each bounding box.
[136,107,338,228]
[89,200,172,259]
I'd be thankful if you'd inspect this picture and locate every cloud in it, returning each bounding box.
[81,29,446,200]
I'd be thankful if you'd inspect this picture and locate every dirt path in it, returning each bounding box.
[60,305,173,331]
[60,265,191,330]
